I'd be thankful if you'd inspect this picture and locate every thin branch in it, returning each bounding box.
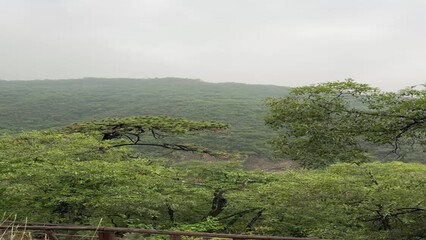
[110,142,220,156]
[395,120,422,139]
[120,133,141,144]
[151,129,166,139]
[246,210,264,231]
[219,208,261,220]
[390,208,424,217]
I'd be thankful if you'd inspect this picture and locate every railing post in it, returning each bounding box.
[98,231,116,240]
[170,234,182,240]
[45,231,59,240]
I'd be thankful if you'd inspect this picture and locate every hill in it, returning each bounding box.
[0,78,290,156]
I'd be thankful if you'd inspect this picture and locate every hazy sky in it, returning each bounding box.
[1,0,425,91]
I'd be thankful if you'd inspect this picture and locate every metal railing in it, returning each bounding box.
[0,221,316,240]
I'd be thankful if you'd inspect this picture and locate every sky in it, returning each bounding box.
[0,0,425,91]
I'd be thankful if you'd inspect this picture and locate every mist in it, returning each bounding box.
[1,0,425,91]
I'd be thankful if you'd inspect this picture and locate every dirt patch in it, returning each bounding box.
[242,156,298,171]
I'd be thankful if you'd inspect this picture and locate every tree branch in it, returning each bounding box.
[246,210,264,231]
[110,142,220,156]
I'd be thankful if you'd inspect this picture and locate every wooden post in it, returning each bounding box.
[98,231,116,240]
[45,231,59,240]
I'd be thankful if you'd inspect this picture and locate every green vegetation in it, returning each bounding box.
[63,115,229,155]
[0,78,290,156]
[266,79,426,167]
[1,129,425,239]
[1,79,425,239]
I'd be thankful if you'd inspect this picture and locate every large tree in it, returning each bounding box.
[265,79,426,168]
[63,115,229,155]
[0,130,271,230]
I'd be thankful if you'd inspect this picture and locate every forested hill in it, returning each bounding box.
[0,78,290,156]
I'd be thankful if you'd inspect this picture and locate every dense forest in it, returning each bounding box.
[1,78,425,239]
[0,78,289,157]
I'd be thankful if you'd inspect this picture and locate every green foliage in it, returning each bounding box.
[0,131,129,223]
[265,79,426,167]
[63,115,229,155]
[172,217,224,232]
[0,78,290,156]
[259,162,426,239]
[0,131,271,230]
[2,77,426,240]
[65,115,228,136]
[1,130,425,239]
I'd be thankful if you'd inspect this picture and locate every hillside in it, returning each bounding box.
[0,78,290,156]
[2,79,425,239]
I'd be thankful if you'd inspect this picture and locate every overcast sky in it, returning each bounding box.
[0,0,425,91]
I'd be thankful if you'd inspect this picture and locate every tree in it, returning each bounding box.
[0,130,271,230]
[258,162,426,239]
[0,115,230,226]
[265,79,426,168]
[1,130,425,239]
[63,115,229,155]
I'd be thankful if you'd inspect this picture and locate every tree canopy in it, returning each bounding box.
[0,78,288,156]
[1,130,424,239]
[265,79,426,167]
[63,115,229,155]
[2,82,426,239]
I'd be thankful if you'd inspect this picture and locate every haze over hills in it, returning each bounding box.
[0,78,291,156]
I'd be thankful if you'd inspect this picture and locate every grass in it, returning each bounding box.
[0,214,31,240]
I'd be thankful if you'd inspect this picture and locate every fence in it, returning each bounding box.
[0,221,316,240]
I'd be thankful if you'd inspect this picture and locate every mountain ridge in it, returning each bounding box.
[0,77,291,156]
